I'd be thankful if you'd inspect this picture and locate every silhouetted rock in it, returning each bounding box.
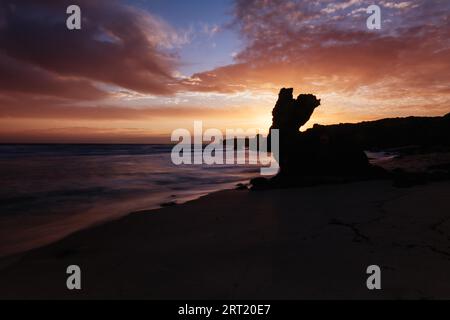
[264,88,378,188]
[250,177,271,191]
[235,183,249,190]
[306,113,450,150]
[270,88,321,134]
[252,88,450,190]
[160,201,177,208]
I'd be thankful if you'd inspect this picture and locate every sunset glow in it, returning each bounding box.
[0,0,449,143]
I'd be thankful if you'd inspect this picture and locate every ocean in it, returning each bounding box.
[0,144,263,257]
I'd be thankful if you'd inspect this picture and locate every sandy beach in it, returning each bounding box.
[1,179,450,300]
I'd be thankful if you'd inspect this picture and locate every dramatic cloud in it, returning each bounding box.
[0,0,186,100]
[186,0,450,114]
[0,0,449,142]
[0,53,106,100]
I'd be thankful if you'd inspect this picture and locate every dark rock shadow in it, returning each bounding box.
[252,88,450,190]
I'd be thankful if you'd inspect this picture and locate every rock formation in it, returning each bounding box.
[262,88,378,189]
[252,88,450,190]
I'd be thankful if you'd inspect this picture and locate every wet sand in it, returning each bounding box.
[1,180,450,299]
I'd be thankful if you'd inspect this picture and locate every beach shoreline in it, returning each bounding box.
[0,183,255,272]
[1,179,450,299]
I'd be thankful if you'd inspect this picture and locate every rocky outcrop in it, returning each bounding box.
[305,113,450,150]
[251,88,450,190]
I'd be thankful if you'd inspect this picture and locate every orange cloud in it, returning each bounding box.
[0,0,184,100]
[185,0,450,115]
[1,0,449,143]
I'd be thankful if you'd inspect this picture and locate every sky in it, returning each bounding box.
[0,0,449,143]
